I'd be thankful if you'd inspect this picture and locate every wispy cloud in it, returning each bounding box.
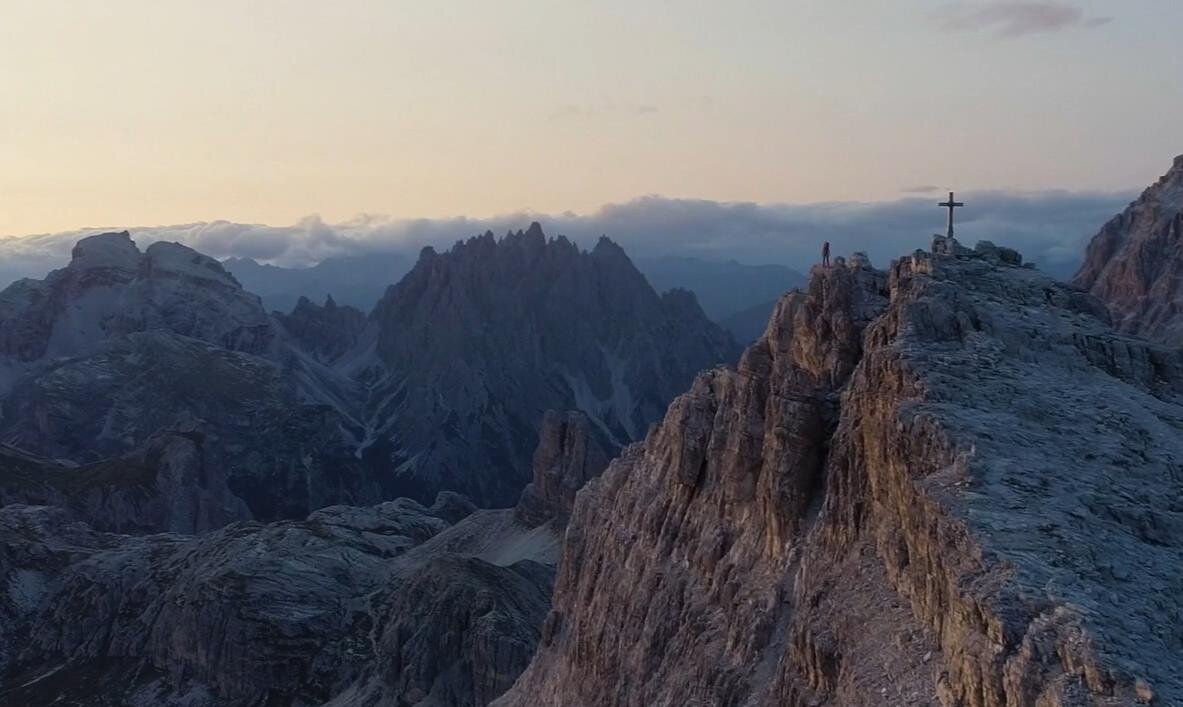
[546,97,716,122]
[0,191,1135,286]
[901,185,942,194]
[548,102,661,121]
[932,2,1113,38]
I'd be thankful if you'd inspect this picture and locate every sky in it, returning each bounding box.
[0,0,1179,240]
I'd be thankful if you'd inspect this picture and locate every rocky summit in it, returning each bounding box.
[1074,154,1183,345]
[498,239,1183,706]
[345,223,737,507]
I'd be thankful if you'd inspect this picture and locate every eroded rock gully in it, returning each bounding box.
[498,241,1183,706]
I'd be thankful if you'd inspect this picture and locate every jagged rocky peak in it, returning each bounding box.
[1074,154,1183,344]
[358,223,737,507]
[498,238,1183,706]
[274,294,365,364]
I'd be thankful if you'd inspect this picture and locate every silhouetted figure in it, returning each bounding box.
[822,241,831,267]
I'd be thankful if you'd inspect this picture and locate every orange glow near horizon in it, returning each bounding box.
[1,1,1178,236]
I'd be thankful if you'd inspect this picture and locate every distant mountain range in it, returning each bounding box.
[634,256,805,321]
[222,251,805,342]
[0,224,735,512]
[223,252,414,314]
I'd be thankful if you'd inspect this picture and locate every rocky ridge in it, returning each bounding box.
[498,239,1183,706]
[1074,154,1183,345]
[345,223,737,507]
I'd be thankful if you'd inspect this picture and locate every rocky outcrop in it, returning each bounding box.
[0,496,557,707]
[0,432,249,534]
[498,241,1183,706]
[1074,154,1183,344]
[349,223,738,507]
[274,294,365,364]
[515,410,610,528]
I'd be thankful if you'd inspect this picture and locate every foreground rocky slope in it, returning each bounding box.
[346,223,737,507]
[499,239,1182,706]
[0,502,544,706]
[1074,154,1183,345]
[0,408,602,706]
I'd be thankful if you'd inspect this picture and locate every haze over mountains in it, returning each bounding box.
[0,190,1133,291]
[2,156,1183,705]
[223,251,802,345]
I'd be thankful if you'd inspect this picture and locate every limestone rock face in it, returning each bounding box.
[1074,154,1183,343]
[351,223,738,507]
[515,410,610,528]
[498,243,1183,706]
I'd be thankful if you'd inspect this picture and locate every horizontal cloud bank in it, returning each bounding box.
[0,190,1134,288]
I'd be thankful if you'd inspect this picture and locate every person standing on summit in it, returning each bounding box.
[822,241,831,267]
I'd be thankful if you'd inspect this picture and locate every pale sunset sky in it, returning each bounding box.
[1,0,1179,236]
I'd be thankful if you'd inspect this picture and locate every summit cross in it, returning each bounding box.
[939,191,965,239]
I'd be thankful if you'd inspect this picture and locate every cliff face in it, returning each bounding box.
[350,223,737,507]
[499,241,1183,706]
[1074,155,1183,344]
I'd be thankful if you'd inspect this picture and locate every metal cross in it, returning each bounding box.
[939,191,965,239]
